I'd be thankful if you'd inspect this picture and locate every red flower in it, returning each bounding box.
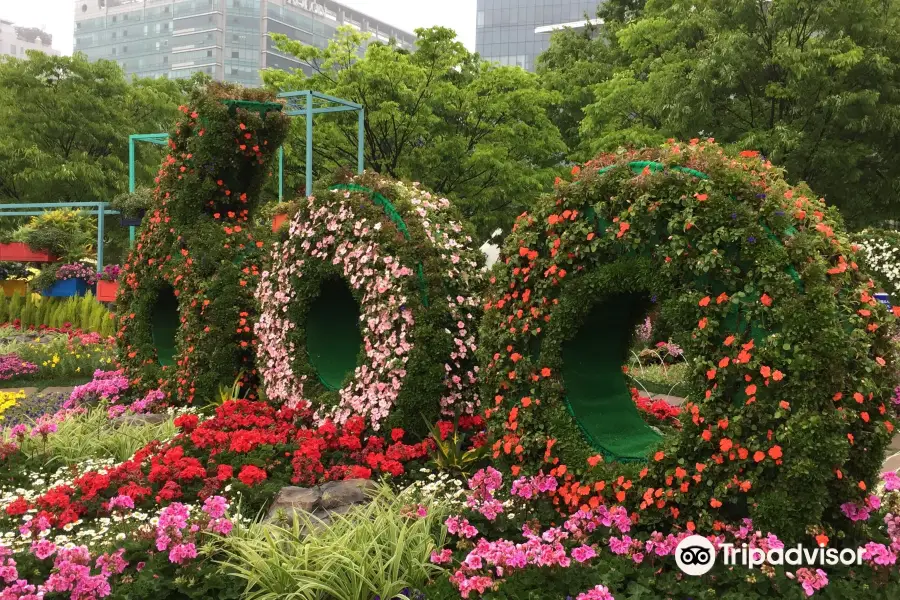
[238,465,268,487]
[174,414,199,432]
[390,428,405,443]
[5,497,29,516]
[215,464,234,481]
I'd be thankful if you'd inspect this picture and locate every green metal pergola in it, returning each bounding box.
[129,90,365,220]
[0,202,118,271]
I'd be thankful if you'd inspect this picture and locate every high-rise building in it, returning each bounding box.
[0,19,60,59]
[476,0,601,72]
[74,0,416,86]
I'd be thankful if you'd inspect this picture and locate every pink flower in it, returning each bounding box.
[576,584,615,600]
[168,542,198,564]
[608,536,633,555]
[883,471,900,492]
[202,495,228,519]
[863,542,897,566]
[795,567,829,596]
[30,539,56,560]
[108,494,135,511]
[840,501,872,522]
[571,545,597,563]
[430,549,453,564]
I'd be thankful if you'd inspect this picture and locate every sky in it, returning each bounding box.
[1,0,478,56]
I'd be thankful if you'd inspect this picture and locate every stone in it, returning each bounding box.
[112,412,170,427]
[319,478,377,510]
[265,486,321,525]
[264,480,377,531]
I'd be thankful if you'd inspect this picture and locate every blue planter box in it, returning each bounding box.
[44,279,90,298]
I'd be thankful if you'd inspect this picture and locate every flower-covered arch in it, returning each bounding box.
[117,83,289,404]
[256,172,483,434]
[479,141,899,538]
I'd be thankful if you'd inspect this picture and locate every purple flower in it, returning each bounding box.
[98,264,121,282]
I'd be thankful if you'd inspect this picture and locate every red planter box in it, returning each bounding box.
[272,213,288,232]
[97,280,119,302]
[0,242,57,262]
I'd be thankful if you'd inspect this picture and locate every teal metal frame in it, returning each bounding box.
[0,202,119,271]
[277,90,365,199]
[128,90,365,215]
[128,133,169,247]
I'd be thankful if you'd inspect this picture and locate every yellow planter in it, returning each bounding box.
[0,280,27,297]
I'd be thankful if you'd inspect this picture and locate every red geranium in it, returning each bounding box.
[237,465,268,487]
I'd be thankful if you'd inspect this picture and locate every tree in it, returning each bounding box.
[263,27,566,238]
[553,0,900,228]
[536,0,646,154]
[0,52,202,208]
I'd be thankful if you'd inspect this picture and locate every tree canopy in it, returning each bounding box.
[0,52,203,208]
[263,26,567,238]
[539,0,900,228]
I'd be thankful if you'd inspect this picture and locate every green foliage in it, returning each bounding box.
[426,418,490,478]
[263,26,566,239]
[117,82,290,405]
[541,0,900,228]
[0,53,204,205]
[217,485,447,600]
[1,292,111,333]
[111,187,155,217]
[16,403,176,467]
[12,209,97,261]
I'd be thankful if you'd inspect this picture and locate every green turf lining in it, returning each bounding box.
[306,277,363,391]
[151,286,179,367]
[562,294,661,461]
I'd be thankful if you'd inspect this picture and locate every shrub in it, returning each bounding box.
[12,208,96,261]
[218,485,446,600]
[856,228,900,297]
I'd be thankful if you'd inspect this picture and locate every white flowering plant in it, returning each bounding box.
[857,228,900,297]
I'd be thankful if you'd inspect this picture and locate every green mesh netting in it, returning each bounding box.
[562,294,662,461]
[151,286,179,367]
[306,277,363,391]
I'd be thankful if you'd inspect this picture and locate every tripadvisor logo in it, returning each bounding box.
[674,535,866,576]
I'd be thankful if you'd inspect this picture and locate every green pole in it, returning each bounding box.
[279,146,284,202]
[306,92,312,196]
[357,108,365,174]
[97,202,105,272]
[128,135,136,248]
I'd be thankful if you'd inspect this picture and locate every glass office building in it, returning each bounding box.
[475,0,601,71]
[74,0,415,86]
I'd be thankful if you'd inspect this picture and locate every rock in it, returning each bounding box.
[269,486,321,514]
[319,478,377,510]
[112,412,170,427]
[265,479,377,530]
